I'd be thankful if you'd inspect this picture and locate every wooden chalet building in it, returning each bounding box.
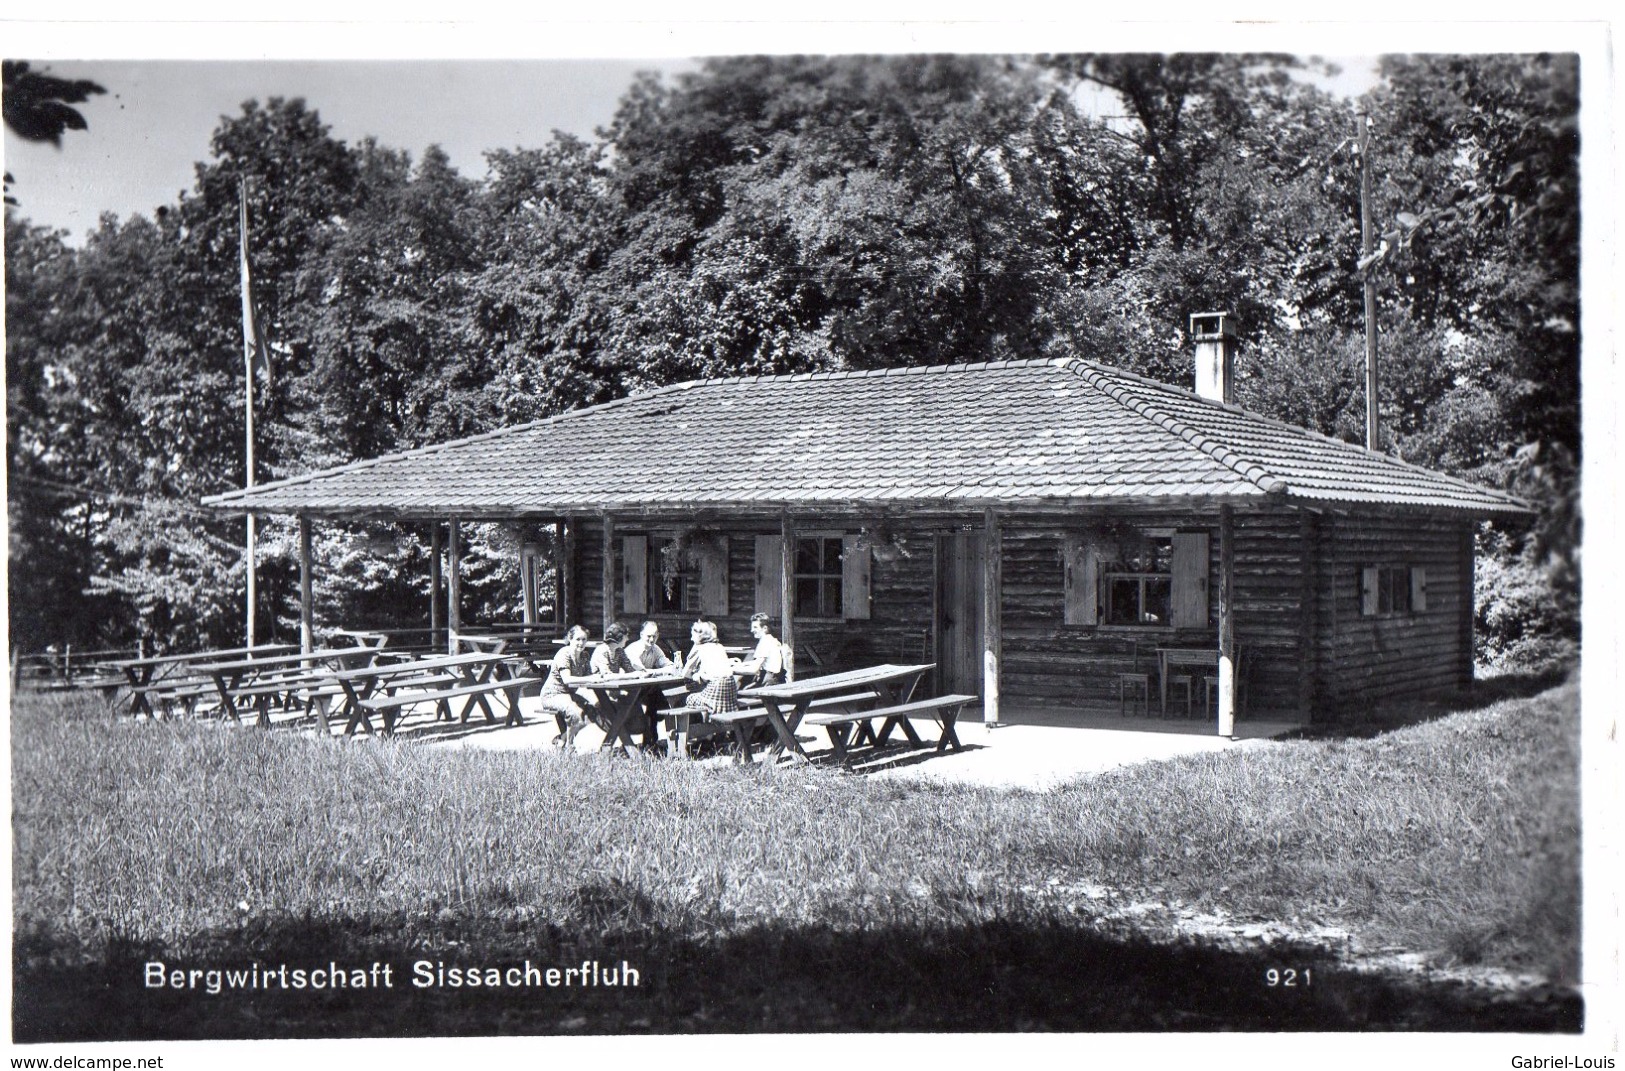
[203,318,1527,735]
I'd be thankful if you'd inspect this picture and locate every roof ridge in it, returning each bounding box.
[1055,358,1291,496]
[674,356,1056,391]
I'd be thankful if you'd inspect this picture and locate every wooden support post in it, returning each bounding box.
[447,517,462,654]
[983,508,1002,727]
[561,521,577,628]
[600,513,616,638]
[1460,522,1476,693]
[1299,510,1317,721]
[780,512,796,682]
[430,524,443,638]
[1217,504,1236,738]
[520,541,536,626]
[298,515,313,655]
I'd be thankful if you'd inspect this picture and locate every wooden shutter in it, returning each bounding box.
[1410,566,1428,613]
[1361,566,1379,616]
[841,534,871,620]
[1170,532,1210,629]
[1062,534,1098,626]
[754,535,783,618]
[621,535,647,615]
[699,537,730,617]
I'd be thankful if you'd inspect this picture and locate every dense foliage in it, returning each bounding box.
[5,54,1579,661]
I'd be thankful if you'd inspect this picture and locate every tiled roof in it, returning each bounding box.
[202,359,1528,517]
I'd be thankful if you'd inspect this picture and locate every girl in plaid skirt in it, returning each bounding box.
[680,620,739,715]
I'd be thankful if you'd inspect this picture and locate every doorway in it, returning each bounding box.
[935,531,985,698]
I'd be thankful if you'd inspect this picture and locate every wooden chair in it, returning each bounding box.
[1116,641,1150,717]
[1165,669,1195,718]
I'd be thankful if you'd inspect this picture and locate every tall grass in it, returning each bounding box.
[11,681,1580,985]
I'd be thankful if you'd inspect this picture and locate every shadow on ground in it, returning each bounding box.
[13,912,1582,1041]
[1276,666,1574,742]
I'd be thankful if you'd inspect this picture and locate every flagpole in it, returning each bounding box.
[1357,110,1381,452]
[240,178,258,649]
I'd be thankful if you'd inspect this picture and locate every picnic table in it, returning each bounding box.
[106,643,298,718]
[190,646,385,727]
[562,667,691,755]
[339,652,537,735]
[734,663,938,764]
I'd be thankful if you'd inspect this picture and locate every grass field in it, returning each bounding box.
[9,674,1582,1038]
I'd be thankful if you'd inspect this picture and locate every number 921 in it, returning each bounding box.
[1265,968,1311,987]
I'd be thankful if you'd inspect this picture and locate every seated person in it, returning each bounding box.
[623,620,673,749]
[739,612,787,687]
[538,625,599,749]
[591,620,637,676]
[680,619,739,716]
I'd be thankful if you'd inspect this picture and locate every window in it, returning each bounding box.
[650,536,702,614]
[1065,528,1208,629]
[1362,565,1426,616]
[794,535,845,618]
[1102,535,1174,626]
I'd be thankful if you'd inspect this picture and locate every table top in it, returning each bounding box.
[742,663,934,701]
[324,652,510,681]
[191,646,381,674]
[333,627,439,638]
[563,668,689,692]
[107,643,297,669]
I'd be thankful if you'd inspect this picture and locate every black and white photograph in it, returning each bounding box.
[3,12,1616,1067]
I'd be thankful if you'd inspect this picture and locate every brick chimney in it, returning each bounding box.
[1190,312,1237,405]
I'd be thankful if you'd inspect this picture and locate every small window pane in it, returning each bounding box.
[1106,578,1139,625]
[1392,570,1411,614]
[1143,577,1171,624]
[795,539,819,574]
[823,539,844,573]
[823,578,843,616]
[795,578,820,617]
[1150,538,1174,572]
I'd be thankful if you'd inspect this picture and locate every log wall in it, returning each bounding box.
[1310,512,1475,714]
[564,506,1474,726]
[994,507,1309,717]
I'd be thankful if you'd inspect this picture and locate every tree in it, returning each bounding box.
[593,56,1069,381]
[62,99,368,649]
[1,60,106,144]
[1038,54,1363,376]
[6,215,107,649]
[2,60,107,206]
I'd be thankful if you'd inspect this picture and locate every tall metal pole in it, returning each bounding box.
[1358,111,1381,452]
[239,179,259,647]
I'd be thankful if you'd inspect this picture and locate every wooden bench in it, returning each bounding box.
[36,673,126,696]
[291,674,458,731]
[709,690,882,760]
[805,694,976,765]
[355,675,541,734]
[147,679,222,719]
[223,668,381,728]
[736,690,879,713]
